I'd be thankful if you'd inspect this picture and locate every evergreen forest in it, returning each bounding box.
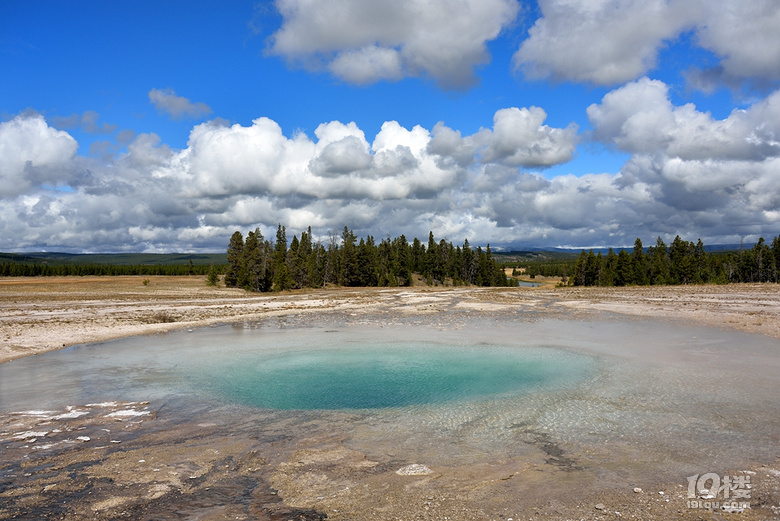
[0,258,218,277]
[223,226,511,291]
[515,235,780,286]
[2,231,779,289]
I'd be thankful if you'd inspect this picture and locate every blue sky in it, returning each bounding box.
[1,0,779,252]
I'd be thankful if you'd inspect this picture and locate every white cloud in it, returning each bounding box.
[1,100,779,252]
[514,0,698,85]
[426,107,579,170]
[581,80,780,241]
[311,136,373,176]
[588,78,780,160]
[0,114,79,197]
[149,88,213,120]
[695,1,780,82]
[514,0,780,87]
[328,46,404,84]
[179,116,476,202]
[477,107,579,167]
[268,0,520,89]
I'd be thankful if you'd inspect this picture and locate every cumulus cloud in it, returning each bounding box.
[588,78,780,160]
[268,0,520,89]
[2,93,780,253]
[476,107,579,167]
[181,117,465,201]
[581,79,780,241]
[149,88,213,120]
[425,107,579,172]
[514,0,698,85]
[694,1,780,83]
[0,114,79,197]
[514,0,780,87]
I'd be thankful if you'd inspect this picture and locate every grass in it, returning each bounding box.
[143,311,179,324]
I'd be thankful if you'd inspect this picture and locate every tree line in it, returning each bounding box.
[565,235,780,286]
[0,261,218,277]
[224,225,512,291]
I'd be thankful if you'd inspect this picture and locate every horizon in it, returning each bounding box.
[2,1,779,253]
[1,237,762,257]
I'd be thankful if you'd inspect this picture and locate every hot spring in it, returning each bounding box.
[0,323,596,412]
[1,316,779,517]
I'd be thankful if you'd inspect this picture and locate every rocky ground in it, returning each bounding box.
[2,398,779,520]
[1,277,779,520]
[2,276,779,365]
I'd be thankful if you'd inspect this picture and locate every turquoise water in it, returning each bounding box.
[3,318,780,501]
[0,325,596,412]
[184,342,594,410]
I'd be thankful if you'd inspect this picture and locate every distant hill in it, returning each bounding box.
[0,252,227,266]
[492,244,751,265]
[2,244,750,268]
[492,250,580,263]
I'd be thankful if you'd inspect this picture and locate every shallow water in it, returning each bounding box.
[2,315,779,510]
[185,341,595,410]
[0,323,595,412]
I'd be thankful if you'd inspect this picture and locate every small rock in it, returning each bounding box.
[76,436,90,442]
[396,464,433,475]
[633,488,642,493]
[595,503,605,510]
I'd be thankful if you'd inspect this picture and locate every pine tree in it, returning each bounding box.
[631,238,648,285]
[616,249,632,286]
[309,241,326,288]
[411,237,425,274]
[272,225,293,291]
[241,229,260,290]
[294,227,313,289]
[339,226,360,286]
[648,236,669,285]
[224,231,244,287]
[572,250,587,286]
[602,248,617,286]
[585,250,599,286]
[394,235,412,286]
[771,235,780,283]
[288,234,302,288]
[450,246,463,285]
[357,236,379,286]
[694,239,706,283]
[754,237,771,282]
[457,239,468,283]
[669,235,694,284]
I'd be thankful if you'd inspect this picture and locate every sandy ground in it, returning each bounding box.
[2,277,780,520]
[1,276,779,365]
